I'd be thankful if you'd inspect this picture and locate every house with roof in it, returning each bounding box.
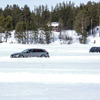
[48,22,60,32]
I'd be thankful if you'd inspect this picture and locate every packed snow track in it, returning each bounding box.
[0,43,100,100]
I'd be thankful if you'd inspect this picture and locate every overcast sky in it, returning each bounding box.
[0,0,99,11]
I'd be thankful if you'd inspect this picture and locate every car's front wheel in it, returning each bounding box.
[10,55,14,58]
[18,55,24,58]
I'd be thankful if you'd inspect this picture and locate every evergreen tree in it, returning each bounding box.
[0,8,3,16]
[3,5,12,17]
[15,22,26,43]
[43,21,52,44]
[4,15,13,31]
[21,5,31,22]
[74,10,88,43]
[11,4,22,29]
[34,6,41,28]
[33,22,38,44]
[0,15,13,41]
[59,18,63,41]
[42,5,50,25]
[0,15,5,32]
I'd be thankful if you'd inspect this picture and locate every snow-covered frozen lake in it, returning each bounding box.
[0,43,100,100]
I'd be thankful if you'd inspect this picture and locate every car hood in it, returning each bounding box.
[11,52,21,55]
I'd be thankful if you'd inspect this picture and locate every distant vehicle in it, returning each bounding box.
[89,47,100,53]
[10,48,50,58]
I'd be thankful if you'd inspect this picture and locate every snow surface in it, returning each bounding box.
[0,43,100,100]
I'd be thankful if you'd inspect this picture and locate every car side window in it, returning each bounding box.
[38,49,44,52]
[26,50,30,53]
[30,49,34,52]
[33,49,38,52]
[26,49,34,53]
[28,50,32,53]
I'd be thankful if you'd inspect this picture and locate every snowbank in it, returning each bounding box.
[87,33,100,45]
[5,30,81,44]
[2,29,100,45]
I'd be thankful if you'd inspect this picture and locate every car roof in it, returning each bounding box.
[26,48,46,51]
[91,47,100,48]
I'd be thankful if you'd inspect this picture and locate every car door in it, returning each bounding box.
[23,49,33,57]
[32,49,39,57]
[28,49,38,57]
[28,49,36,57]
[94,47,98,52]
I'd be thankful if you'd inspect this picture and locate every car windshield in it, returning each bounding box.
[22,49,29,53]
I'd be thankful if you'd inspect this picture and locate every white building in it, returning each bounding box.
[93,26,100,34]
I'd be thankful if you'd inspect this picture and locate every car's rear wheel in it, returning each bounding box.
[40,55,46,57]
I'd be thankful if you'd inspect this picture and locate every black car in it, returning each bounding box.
[89,47,100,53]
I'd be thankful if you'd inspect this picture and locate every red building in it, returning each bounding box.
[48,22,59,32]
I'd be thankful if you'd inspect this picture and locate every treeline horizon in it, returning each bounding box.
[0,1,100,44]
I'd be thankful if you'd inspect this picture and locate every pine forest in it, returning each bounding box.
[0,1,100,44]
